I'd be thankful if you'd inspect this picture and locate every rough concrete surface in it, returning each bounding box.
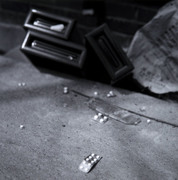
[0,46,177,180]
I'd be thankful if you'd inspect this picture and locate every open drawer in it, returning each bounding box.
[21,31,86,69]
[85,24,134,84]
[24,9,75,39]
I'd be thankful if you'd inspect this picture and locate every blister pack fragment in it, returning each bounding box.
[79,153,102,173]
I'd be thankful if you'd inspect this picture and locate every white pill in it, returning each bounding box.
[109,91,114,95]
[22,82,26,86]
[20,125,25,129]
[147,119,151,124]
[103,116,108,120]
[93,115,98,120]
[98,113,102,117]
[140,106,146,112]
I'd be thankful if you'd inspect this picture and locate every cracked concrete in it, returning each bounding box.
[0,46,177,180]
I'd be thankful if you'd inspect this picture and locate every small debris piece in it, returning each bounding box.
[22,82,26,86]
[107,91,116,98]
[140,106,146,112]
[147,119,151,124]
[79,153,101,173]
[63,87,69,94]
[18,82,26,87]
[109,91,114,96]
[68,56,74,61]
[20,125,25,129]
[134,121,139,125]
[50,24,65,32]
[94,92,98,96]
[18,83,22,87]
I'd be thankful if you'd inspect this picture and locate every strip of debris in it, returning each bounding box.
[72,90,178,127]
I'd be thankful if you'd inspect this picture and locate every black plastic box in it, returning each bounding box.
[21,31,87,72]
[85,24,134,84]
[24,9,75,40]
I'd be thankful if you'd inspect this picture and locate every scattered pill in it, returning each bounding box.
[109,91,113,95]
[63,87,69,94]
[107,91,116,97]
[140,106,146,112]
[20,125,25,129]
[94,92,98,96]
[147,119,151,124]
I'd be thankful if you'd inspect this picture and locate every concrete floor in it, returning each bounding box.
[0,45,178,180]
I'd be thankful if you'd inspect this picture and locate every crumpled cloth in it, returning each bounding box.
[127,0,178,94]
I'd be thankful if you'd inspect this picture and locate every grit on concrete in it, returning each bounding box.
[0,46,177,180]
